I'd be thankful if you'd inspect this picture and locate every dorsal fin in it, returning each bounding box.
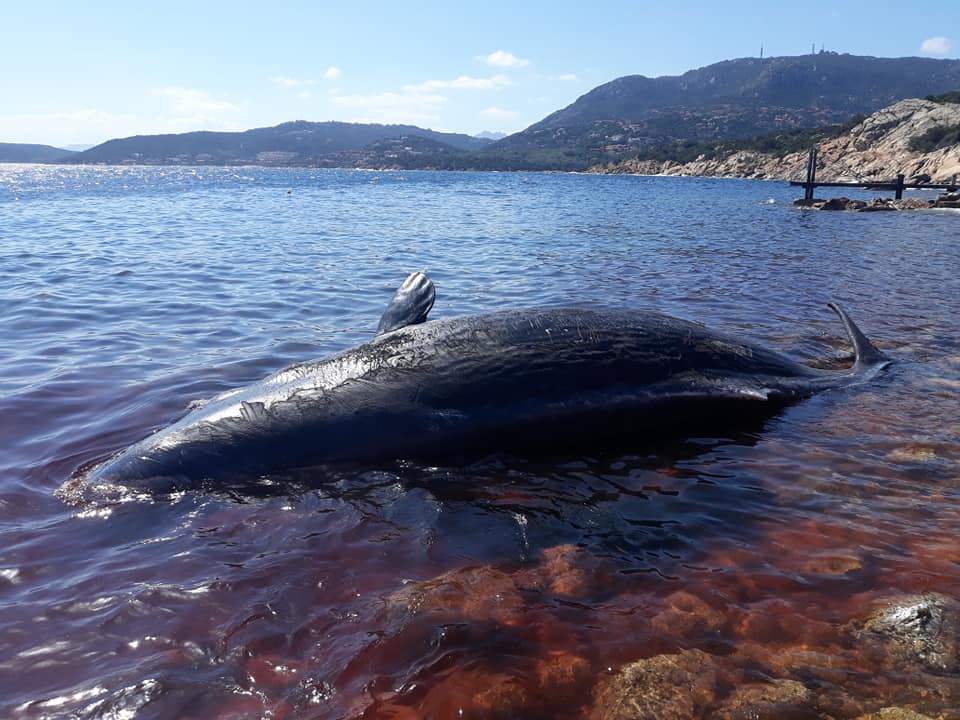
[827,302,887,370]
[377,272,436,334]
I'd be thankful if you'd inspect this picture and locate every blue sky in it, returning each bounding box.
[1,0,957,147]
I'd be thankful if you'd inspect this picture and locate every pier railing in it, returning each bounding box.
[790,147,958,200]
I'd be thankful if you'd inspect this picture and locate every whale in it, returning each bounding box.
[78,272,889,492]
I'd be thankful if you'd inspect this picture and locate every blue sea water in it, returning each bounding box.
[0,165,958,718]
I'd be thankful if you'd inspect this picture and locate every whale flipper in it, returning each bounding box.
[377,272,436,334]
[827,302,887,371]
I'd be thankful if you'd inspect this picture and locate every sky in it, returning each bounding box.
[1,0,958,148]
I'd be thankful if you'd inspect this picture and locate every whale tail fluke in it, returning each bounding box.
[377,272,436,334]
[827,302,887,371]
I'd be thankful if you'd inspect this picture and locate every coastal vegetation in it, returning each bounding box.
[926,90,960,104]
[909,122,960,153]
[623,115,867,165]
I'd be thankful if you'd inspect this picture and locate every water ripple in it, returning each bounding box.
[1,166,958,718]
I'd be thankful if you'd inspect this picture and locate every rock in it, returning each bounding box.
[800,553,864,575]
[817,689,871,719]
[590,649,718,720]
[891,198,934,210]
[734,641,852,685]
[859,198,898,212]
[853,593,960,673]
[854,708,938,720]
[651,591,726,640]
[817,197,868,210]
[514,544,615,599]
[593,98,960,185]
[540,544,613,597]
[534,652,592,707]
[886,445,940,463]
[712,679,816,720]
[795,195,933,212]
[417,668,532,718]
[388,565,525,624]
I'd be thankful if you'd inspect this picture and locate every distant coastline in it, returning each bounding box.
[3,54,960,179]
[3,93,958,188]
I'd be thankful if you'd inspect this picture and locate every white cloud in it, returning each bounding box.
[297,91,312,101]
[324,66,341,80]
[479,50,529,68]
[272,76,302,88]
[272,76,318,88]
[920,36,952,56]
[404,74,511,92]
[333,90,446,125]
[557,73,578,81]
[481,106,520,120]
[149,87,240,115]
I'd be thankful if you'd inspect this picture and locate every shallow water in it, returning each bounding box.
[1,165,958,718]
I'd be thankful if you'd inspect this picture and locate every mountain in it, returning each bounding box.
[474,130,507,141]
[0,143,77,163]
[33,52,960,172]
[69,121,492,165]
[591,97,960,183]
[492,52,960,160]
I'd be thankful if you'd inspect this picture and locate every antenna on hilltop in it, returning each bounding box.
[811,43,816,55]
[760,44,764,59]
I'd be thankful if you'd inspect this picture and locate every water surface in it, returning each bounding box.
[1,165,958,718]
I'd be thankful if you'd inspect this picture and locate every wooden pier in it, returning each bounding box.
[790,147,958,200]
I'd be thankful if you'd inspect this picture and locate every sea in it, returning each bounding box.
[1,164,958,719]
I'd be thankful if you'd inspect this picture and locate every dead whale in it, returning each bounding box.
[79,272,889,491]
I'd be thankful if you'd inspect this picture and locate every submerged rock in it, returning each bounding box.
[853,593,960,674]
[388,565,525,625]
[416,667,532,718]
[712,679,816,720]
[590,649,717,720]
[512,543,616,599]
[651,591,727,640]
[534,652,593,708]
[885,444,940,464]
[854,708,938,720]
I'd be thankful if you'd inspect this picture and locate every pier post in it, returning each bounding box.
[804,147,818,201]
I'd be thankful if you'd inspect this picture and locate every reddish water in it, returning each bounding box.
[1,166,958,718]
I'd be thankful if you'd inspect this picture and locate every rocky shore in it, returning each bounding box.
[796,191,960,211]
[592,98,960,185]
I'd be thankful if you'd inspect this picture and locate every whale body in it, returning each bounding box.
[81,272,889,491]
